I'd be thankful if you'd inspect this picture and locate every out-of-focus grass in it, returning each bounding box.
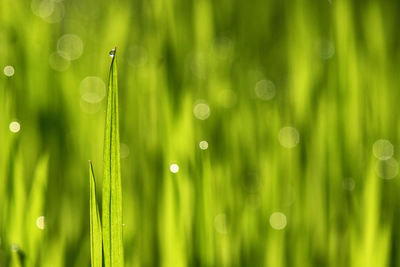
[1,0,400,266]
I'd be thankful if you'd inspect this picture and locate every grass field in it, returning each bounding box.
[1,0,400,266]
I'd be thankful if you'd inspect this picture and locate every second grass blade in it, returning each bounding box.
[89,161,102,267]
[102,48,124,267]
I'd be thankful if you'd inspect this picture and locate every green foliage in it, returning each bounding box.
[2,0,400,266]
[3,147,48,267]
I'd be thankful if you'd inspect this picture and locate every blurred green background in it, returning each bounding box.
[1,0,400,266]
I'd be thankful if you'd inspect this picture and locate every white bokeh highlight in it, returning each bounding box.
[373,139,394,160]
[36,216,46,230]
[255,79,276,101]
[193,101,210,120]
[4,65,15,77]
[9,122,21,133]
[49,51,70,72]
[80,76,106,103]
[278,127,299,148]
[170,163,179,173]
[269,212,287,230]
[376,158,399,179]
[57,34,84,61]
[199,140,208,150]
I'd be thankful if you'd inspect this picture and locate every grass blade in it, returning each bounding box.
[89,161,102,267]
[9,147,26,267]
[102,48,124,266]
[25,155,49,267]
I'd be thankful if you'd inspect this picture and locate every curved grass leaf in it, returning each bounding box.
[89,161,102,267]
[102,48,124,267]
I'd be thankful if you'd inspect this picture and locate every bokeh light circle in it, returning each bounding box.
[57,34,84,60]
[278,127,299,148]
[80,76,106,103]
[255,79,276,100]
[170,163,179,173]
[193,101,210,120]
[199,140,209,150]
[269,212,287,230]
[49,52,70,71]
[9,121,21,133]
[373,139,394,160]
[4,65,15,77]
[36,216,46,230]
[376,158,399,179]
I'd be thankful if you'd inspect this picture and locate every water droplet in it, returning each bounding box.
[109,48,116,57]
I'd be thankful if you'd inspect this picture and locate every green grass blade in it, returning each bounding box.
[9,147,26,267]
[9,147,26,251]
[25,155,49,267]
[102,48,124,267]
[89,161,102,267]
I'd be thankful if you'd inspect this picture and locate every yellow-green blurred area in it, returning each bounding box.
[1,0,400,266]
